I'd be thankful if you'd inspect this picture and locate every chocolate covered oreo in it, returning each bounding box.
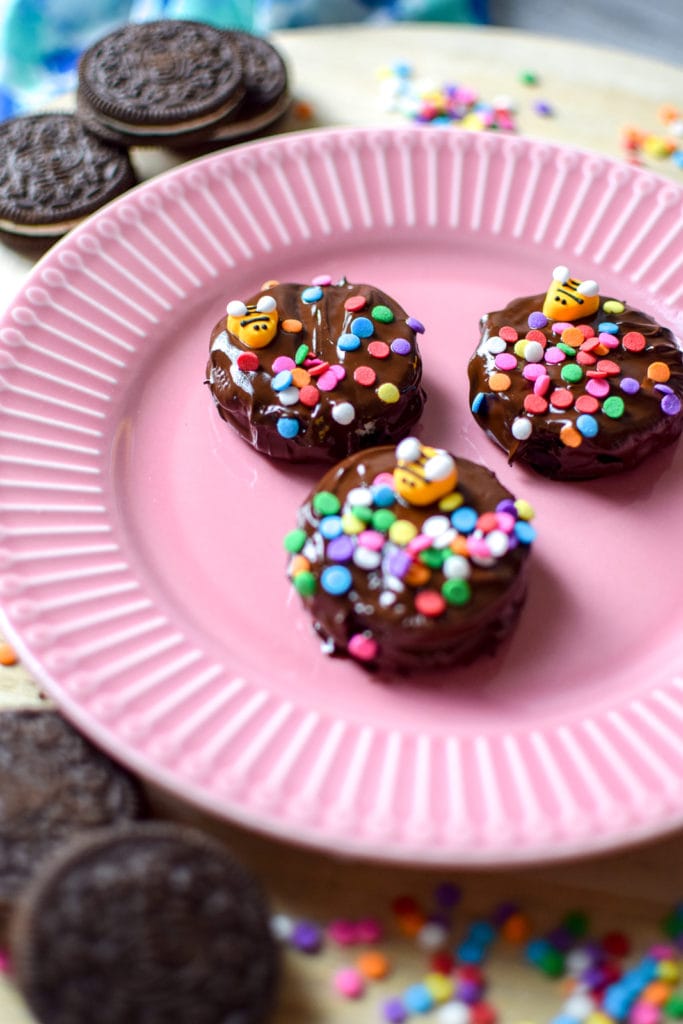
[0,113,135,243]
[0,710,141,933]
[11,822,279,1024]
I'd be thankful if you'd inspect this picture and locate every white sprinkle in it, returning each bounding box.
[524,340,545,362]
[270,913,295,942]
[379,591,397,608]
[417,922,449,952]
[332,402,355,425]
[512,417,533,440]
[443,555,471,580]
[278,386,300,406]
[485,335,507,354]
[347,486,373,507]
[422,515,451,538]
[353,547,381,570]
[435,1002,470,1024]
[485,529,510,558]
[432,528,457,550]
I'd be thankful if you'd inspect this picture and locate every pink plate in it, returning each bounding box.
[1,126,683,865]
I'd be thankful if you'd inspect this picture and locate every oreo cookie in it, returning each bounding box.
[0,710,141,934]
[77,19,247,148]
[10,822,279,1024]
[0,113,136,245]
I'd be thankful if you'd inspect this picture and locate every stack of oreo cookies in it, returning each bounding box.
[0,19,289,249]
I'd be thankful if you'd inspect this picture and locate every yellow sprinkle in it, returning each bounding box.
[389,519,418,546]
[514,498,535,521]
[602,299,625,314]
[438,491,464,512]
[461,113,485,131]
[341,513,366,535]
[586,1015,614,1024]
[643,134,675,158]
[657,960,681,983]
[423,973,454,1003]
[377,382,400,404]
[513,339,529,358]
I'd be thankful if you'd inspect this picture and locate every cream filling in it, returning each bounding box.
[0,216,82,237]
[92,89,246,136]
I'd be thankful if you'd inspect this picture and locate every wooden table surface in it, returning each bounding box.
[1,23,683,1024]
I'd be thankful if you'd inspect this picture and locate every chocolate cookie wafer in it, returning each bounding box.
[0,710,141,934]
[77,19,246,149]
[11,822,279,1024]
[0,113,136,246]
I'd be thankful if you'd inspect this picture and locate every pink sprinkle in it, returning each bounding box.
[534,373,551,396]
[598,332,619,349]
[586,378,610,398]
[0,949,10,974]
[330,364,346,381]
[333,967,365,999]
[523,363,545,381]
[355,918,383,943]
[348,633,378,661]
[467,536,493,560]
[359,530,385,551]
[578,324,595,338]
[629,1002,660,1024]
[552,321,573,334]
[581,337,600,352]
[496,511,516,534]
[373,472,395,488]
[272,356,296,373]
[317,370,339,391]
[328,920,358,946]
[649,943,677,960]
[544,346,566,364]
[495,352,517,371]
[312,274,332,286]
[407,534,433,555]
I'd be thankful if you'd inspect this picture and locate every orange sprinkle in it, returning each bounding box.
[289,555,311,576]
[0,641,18,666]
[450,535,469,557]
[291,367,311,387]
[489,372,511,393]
[282,318,303,334]
[647,361,671,383]
[501,912,532,944]
[292,100,315,121]
[560,424,582,448]
[404,562,431,587]
[396,910,427,937]
[356,951,391,980]
[658,104,680,125]
[260,279,279,289]
[642,981,672,1006]
[561,327,584,348]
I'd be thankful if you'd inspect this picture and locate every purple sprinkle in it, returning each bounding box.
[434,881,462,909]
[406,316,425,334]
[391,338,412,356]
[387,549,412,579]
[655,383,674,395]
[382,997,407,1023]
[326,536,354,562]
[533,99,554,116]
[661,393,682,416]
[491,900,520,925]
[620,377,640,395]
[528,311,548,329]
[496,498,517,517]
[291,920,323,953]
[457,979,483,1004]
[547,926,574,952]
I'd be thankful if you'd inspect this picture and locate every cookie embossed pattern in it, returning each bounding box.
[0,128,682,864]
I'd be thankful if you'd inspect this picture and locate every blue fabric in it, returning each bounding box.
[0,1,486,118]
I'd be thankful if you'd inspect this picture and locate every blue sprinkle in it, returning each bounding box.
[451,506,478,534]
[277,418,300,439]
[272,370,293,392]
[372,485,396,508]
[402,983,434,1014]
[302,286,323,303]
[337,333,361,351]
[321,565,353,596]
[598,322,619,335]
[456,939,486,964]
[576,414,599,438]
[525,937,551,965]
[319,515,343,539]
[350,316,374,338]
[471,391,487,414]
[469,920,496,944]
[672,151,683,170]
[515,521,536,545]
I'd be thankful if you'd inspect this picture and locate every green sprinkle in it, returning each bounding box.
[662,908,683,938]
[562,910,589,938]
[665,993,683,1018]
[284,528,307,553]
[557,342,577,356]
[312,491,340,516]
[442,578,471,606]
[420,548,446,570]
[602,395,625,419]
[561,363,584,383]
[519,69,539,86]
[372,508,396,533]
[293,571,316,596]
[371,304,394,323]
[350,505,373,524]
[538,947,565,977]
[294,343,310,365]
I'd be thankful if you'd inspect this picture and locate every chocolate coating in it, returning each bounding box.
[468,293,683,480]
[286,446,534,674]
[0,113,135,237]
[207,280,426,462]
[0,710,141,934]
[11,822,278,1024]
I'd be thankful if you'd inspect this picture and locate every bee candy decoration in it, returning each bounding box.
[284,440,536,675]
[206,276,426,463]
[468,267,683,479]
